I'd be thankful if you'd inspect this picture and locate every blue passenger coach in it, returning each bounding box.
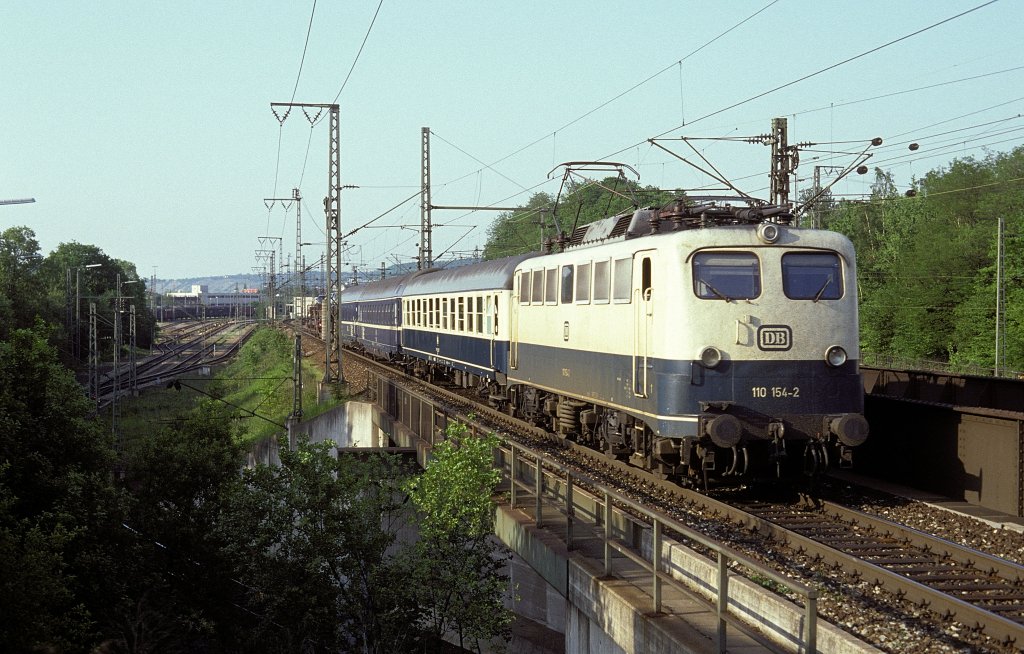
[400,254,537,384]
[340,270,436,359]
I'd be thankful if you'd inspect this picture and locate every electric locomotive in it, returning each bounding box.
[506,201,867,482]
[341,199,867,484]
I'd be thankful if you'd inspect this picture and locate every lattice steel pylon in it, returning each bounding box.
[292,333,303,420]
[129,305,137,395]
[325,105,342,385]
[270,101,342,386]
[89,302,98,409]
[420,127,432,270]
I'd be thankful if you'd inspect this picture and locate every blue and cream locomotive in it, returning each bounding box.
[341,200,867,483]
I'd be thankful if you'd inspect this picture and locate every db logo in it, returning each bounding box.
[758,325,792,351]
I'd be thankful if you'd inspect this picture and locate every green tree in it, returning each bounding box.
[219,437,420,653]
[111,403,248,652]
[0,325,124,652]
[404,423,513,651]
[0,226,47,334]
[482,177,677,260]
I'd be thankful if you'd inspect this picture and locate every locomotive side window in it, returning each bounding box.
[576,262,591,303]
[518,272,530,304]
[613,257,632,303]
[782,252,843,301]
[561,265,573,304]
[593,260,610,303]
[545,268,557,305]
[531,270,544,305]
[693,252,761,300]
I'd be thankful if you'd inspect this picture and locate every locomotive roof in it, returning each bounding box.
[403,253,540,295]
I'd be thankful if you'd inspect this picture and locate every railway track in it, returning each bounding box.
[708,496,1024,647]
[326,341,1024,652]
[97,320,256,404]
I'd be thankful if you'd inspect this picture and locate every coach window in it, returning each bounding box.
[782,252,843,300]
[485,295,493,334]
[458,297,466,332]
[693,251,761,300]
[531,269,544,306]
[560,265,573,304]
[449,298,456,332]
[613,257,632,303]
[493,294,499,333]
[442,298,449,330]
[475,296,483,333]
[576,262,591,303]
[432,298,438,328]
[593,260,610,303]
[545,268,557,305]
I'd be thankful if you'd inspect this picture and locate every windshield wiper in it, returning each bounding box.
[703,282,732,303]
[812,276,833,303]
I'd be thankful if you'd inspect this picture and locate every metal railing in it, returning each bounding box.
[499,438,817,654]
[862,351,1024,379]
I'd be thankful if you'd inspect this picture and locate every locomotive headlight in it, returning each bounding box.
[825,345,848,367]
[757,223,780,243]
[700,346,723,368]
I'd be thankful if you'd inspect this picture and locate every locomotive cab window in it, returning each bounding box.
[782,252,843,301]
[693,251,761,300]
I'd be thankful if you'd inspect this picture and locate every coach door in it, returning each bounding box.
[510,273,521,369]
[632,253,654,397]
[487,294,497,369]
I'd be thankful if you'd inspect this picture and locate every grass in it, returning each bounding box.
[117,326,339,447]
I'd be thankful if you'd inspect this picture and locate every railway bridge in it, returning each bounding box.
[261,370,881,654]
[859,365,1024,519]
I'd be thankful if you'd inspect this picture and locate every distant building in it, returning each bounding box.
[163,284,260,319]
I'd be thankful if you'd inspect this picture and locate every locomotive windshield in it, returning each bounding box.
[782,252,843,301]
[693,251,760,300]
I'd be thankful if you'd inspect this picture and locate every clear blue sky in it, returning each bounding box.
[3,1,1022,282]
